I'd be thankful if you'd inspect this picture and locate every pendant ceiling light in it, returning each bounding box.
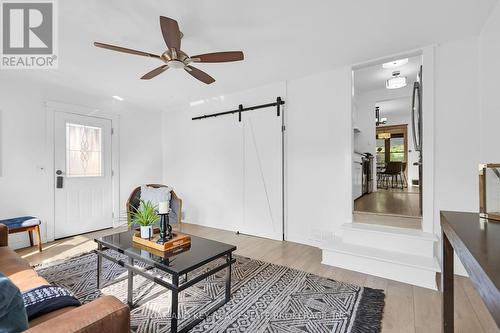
[386,71,407,89]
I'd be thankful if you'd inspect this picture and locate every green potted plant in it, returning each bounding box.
[129,200,159,239]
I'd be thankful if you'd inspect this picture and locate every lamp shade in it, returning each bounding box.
[386,76,407,89]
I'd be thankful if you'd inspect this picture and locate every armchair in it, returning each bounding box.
[126,184,183,228]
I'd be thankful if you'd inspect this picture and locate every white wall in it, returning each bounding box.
[286,67,352,245]
[0,75,163,249]
[432,38,480,275]
[479,0,500,162]
[163,67,352,247]
[433,38,480,228]
[431,1,500,227]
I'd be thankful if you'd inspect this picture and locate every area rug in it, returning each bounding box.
[35,251,384,333]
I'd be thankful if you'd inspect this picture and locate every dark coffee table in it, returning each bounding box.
[94,230,236,333]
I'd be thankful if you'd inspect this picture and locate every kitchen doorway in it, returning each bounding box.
[352,54,423,229]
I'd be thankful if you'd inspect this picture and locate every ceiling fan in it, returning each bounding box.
[94,16,244,84]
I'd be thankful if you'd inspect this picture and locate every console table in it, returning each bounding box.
[441,211,500,332]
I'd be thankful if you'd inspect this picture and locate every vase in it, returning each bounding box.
[140,225,153,239]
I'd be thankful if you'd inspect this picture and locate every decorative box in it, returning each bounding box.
[479,163,500,221]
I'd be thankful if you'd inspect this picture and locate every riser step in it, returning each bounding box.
[341,223,437,257]
[322,238,440,290]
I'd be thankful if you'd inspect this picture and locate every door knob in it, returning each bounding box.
[56,170,63,175]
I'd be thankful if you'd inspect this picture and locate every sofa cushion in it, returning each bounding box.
[0,272,29,333]
[0,247,33,274]
[0,216,40,229]
[0,247,48,292]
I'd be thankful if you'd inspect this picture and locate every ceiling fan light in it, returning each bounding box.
[386,76,407,89]
[382,58,409,69]
[168,60,185,69]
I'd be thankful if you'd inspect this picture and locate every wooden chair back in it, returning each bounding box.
[383,161,403,175]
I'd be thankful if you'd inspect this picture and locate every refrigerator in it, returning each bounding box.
[412,65,423,215]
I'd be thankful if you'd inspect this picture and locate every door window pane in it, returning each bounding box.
[66,123,102,177]
[389,137,405,162]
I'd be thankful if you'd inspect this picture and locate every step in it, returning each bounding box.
[341,223,438,257]
[353,212,421,229]
[322,237,440,290]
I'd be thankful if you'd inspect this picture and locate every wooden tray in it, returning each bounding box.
[133,241,191,258]
[133,232,191,252]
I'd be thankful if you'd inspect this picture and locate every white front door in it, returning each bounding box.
[240,110,283,241]
[54,112,113,239]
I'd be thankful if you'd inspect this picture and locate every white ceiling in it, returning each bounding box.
[377,98,412,120]
[7,0,498,111]
[354,55,422,94]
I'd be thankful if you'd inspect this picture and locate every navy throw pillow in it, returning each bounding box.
[22,285,80,321]
[0,272,29,333]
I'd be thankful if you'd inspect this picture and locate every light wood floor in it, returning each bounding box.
[16,224,499,333]
[353,212,422,229]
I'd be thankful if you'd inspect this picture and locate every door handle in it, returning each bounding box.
[56,170,64,189]
[411,82,420,152]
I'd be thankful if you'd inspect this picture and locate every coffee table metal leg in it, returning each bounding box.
[96,244,102,289]
[128,257,134,307]
[171,274,179,333]
[225,253,232,303]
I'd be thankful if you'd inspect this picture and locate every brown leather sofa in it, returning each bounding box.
[0,224,130,332]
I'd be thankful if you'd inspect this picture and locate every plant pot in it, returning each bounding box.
[140,225,153,239]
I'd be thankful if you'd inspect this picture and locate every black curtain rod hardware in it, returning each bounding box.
[191,96,286,121]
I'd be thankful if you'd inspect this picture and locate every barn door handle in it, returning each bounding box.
[56,170,64,189]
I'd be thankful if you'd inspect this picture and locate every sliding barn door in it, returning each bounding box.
[240,110,283,240]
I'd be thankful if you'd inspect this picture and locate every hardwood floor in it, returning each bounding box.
[16,223,498,333]
[353,212,422,229]
[354,186,422,227]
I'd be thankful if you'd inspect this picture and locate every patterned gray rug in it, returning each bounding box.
[35,251,384,333]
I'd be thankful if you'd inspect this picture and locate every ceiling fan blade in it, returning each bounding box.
[160,16,181,50]
[141,65,169,80]
[191,51,244,63]
[184,66,215,84]
[94,42,161,59]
